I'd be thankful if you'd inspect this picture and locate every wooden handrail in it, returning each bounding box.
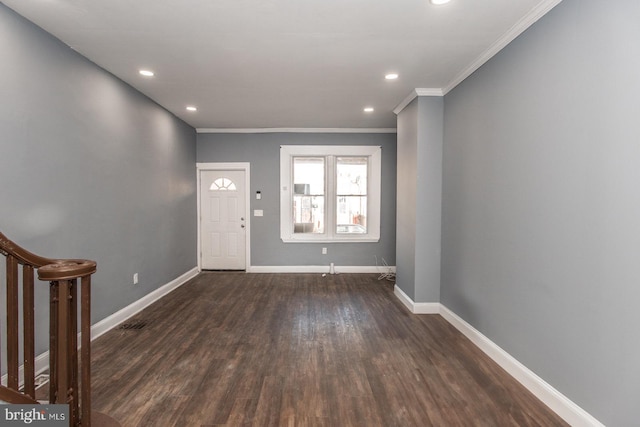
[0,232,57,267]
[0,384,39,404]
[38,260,97,281]
[1,232,96,426]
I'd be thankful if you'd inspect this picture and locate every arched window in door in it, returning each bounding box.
[209,177,237,191]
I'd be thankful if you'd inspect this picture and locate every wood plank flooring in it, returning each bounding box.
[90,272,568,427]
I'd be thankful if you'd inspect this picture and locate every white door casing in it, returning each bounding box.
[198,164,249,270]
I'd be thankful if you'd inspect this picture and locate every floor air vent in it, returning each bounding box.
[118,321,147,330]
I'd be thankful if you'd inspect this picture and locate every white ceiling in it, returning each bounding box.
[2,0,562,130]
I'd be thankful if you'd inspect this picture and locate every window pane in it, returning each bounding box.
[293,196,324,233]
[210,177,237,191]
[294,157,324,195]
[336,157,367,233]
[293,157,325,234]
[337,157,367,195]
[336,196,367,233]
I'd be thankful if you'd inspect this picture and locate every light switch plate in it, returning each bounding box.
[254,209,264,217]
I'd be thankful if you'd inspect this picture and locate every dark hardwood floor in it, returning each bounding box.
[90,272,567,427]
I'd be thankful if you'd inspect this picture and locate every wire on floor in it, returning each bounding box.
[375,255,396,282]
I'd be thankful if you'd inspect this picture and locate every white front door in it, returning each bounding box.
[200,170,247,270]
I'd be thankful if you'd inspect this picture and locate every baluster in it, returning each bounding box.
[49,280,59,403]
[23,264,36,399]
[6,255,19,390]
[68,279,79,423]
[56,280,70,408]
[81,275,92,427]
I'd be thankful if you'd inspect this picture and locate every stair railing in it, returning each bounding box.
[1,231,96,426]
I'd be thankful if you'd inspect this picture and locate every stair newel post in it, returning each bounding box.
[39,260,96,427]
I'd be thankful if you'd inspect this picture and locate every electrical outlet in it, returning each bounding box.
[322,247,327,255]
[133,273,139,285]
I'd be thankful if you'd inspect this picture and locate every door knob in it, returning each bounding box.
[240,217,245,221]
[241,224,245,228]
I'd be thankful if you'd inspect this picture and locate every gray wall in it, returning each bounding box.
[396,101,418,299]
[415,97,443,303]
[197,132,396,267]
[0,4,197,358]
[441,0,640,425]
[396,97,443,302]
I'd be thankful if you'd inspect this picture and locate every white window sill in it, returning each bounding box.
[281,237,380,243]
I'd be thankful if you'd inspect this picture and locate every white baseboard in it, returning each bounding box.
[91,266,199,340]
[0,351,51,388]
[1,266,199,386]
[247,265,396,274]
[391,288,603,427]
[439,305,604,427]
[393,284,440,314]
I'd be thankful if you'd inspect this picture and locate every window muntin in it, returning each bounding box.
[209,177,237,191]
[280,145,381,243]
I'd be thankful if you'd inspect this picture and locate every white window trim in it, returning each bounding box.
[280,145,381,243]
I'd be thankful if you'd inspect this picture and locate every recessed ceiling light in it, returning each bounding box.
[139,69,154,77]
[385,73,399,80]
[364,107,374,113]
[430,0,451,4]
[186,106,197,112]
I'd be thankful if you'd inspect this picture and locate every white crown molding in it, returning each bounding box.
[442,0,564,94]
[197,128,397,134]
[393,0,563,114]
[393,88,444,115]
[203,0,561,130]
[415,88,445,97]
